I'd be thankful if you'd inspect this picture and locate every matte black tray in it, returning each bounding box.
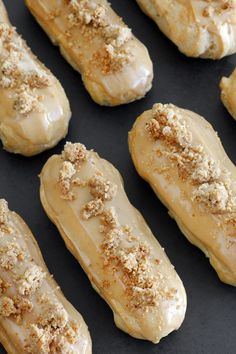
[1,1,236,353]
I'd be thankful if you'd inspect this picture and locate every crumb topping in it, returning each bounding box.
[0,296,16,317]
[92,44,134,75]
[0,278,10,294]
[64,0,133,74]
[81,198,104,219]
[37,301,68,329]
[0,23,51,116]
[78,156,176,311]
[58,142,88,200]
[146,103,236,216]
[17,265,46,296]
[88,175,117,201]
[0,296,33,323]
[25,299,79,354]
[194,181,229,210]
[0,242,24,270]
[13,84,40,116]
[62,142,88,164]
[0,199,12,233]
[58,161,77,200]
[100,207,119,233]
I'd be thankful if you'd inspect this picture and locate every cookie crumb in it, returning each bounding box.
[17,264,46,296]
[81,199,104,220]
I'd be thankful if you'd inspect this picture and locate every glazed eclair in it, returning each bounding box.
[40,142,187,344]
[25,0,153,106]
[0,199,91,354]
[220,68,236,120]
[129,103,236,286]
[0,1,71,156]
[136,0,236,59]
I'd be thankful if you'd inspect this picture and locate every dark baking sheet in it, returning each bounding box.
[1,1,236,353]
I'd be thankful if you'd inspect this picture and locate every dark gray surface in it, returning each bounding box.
[1,1,236,353]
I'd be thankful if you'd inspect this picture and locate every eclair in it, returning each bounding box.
[40,142,186,344]
[136,0,236,59]
[220,68,236,120]
[129,103,236,286]
[0,0,71,156]
[0,199,91,354]
[25,0,153,106]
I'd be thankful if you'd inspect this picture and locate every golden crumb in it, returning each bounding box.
[58,160,77,200]
[0,242,24,270]
[72,177,87,187]
[0,199,9,227]
[63,321,80,345]
[26,324,51,353]
[0,278,10,294]
[12,296,33,324]
[25,300,77,353]
[100,207,119,233]
[88,175,117,201]
[62,142,88,164]
[13,84,39,116]
[37,301,68,329]
[103,24,132,48]
[150,103,192,147]
[81,199,104,220]
[67,0,106,27]
[0,295,33,322]
[17,264,46,296]
[0,297,16,317]
[59,161,76,181]
[26,72,51,89]
[193,182,229,213]
[146,118,160,139]
[92,45,134,75]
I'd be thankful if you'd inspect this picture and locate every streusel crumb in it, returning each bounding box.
[81,199,104,220]
[0,242,24,270]
[62,142,88,164]
[88,175,117,201]
[17,264,46,296]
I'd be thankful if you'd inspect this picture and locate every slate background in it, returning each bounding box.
[1,1,236,353]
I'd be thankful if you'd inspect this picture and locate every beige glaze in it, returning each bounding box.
[129,104,236,286]
[40,143,186,344]
[0,200,91,354]
[0,1,71,156]
[220,68,236,120]
[25,0,153,106]
[136,0,236,59]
